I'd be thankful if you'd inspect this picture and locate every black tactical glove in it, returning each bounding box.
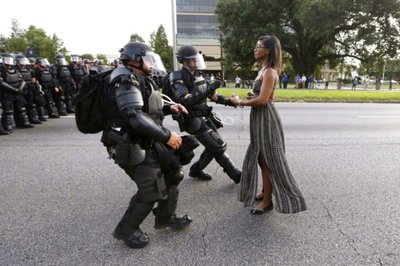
[208,80,222,94]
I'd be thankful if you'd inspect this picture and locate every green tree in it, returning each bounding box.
[150,25,173,71]
[0,19,68,62]
[216,0,400,78]
[96,54,108,64]
[3,19,27,53]
[129,33,145,43]
[81,54,94,61]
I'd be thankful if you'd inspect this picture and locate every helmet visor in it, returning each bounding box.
[2,56,15,65]
[57,58,68,66]
[17,58,30,65]
[70,56,79,62]
[142,52,166,75]
[38,58,51,66]
[196,53,206,70]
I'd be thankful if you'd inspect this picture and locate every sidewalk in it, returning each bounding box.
[283,82,399,91]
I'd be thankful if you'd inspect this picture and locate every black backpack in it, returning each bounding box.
[74,69,112,134]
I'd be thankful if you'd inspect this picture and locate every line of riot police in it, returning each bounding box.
[0,53,90,135]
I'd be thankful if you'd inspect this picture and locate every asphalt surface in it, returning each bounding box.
[1,103,399,266]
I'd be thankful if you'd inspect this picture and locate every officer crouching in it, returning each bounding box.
[101,42,198,249]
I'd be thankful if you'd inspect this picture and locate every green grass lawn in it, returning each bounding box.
[216,87,400,103]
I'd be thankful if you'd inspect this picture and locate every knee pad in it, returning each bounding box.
[165,169,184,186]
[133,165,167,202]
[196,129,227,154]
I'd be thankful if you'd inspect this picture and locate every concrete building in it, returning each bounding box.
[176,0,222,76]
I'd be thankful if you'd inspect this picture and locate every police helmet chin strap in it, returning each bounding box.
[161,94,234,126]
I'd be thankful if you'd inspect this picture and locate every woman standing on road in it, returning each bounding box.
[231,35,307,214]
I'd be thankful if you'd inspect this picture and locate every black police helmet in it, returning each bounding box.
[119,42,152,62]
[177,45,198,63]
[15,54,30,66]
[1,53,15,66]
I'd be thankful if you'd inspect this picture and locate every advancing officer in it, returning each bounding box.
[100,42,196,249]
[168,45,241,183]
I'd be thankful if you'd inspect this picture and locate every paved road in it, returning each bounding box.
[1,103,399,265]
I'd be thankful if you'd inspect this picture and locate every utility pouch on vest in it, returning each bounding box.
[103,130,146,166]
[209,112,223,128]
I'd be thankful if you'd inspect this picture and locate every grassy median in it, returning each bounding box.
[216,87,400,103]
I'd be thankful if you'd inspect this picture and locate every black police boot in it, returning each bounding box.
[154,214,192,230]
[0,108,9,135]
[48,106,60,118]
[37,107,47,122]
[189,170,213,181]
[66,99,74,113]
[215,153,241,184]
[57,101,67,116]
[15,111,34,128]
[113,228,150,249]
[0,122,9,135]
[28,108,42,124]
[226,168,241,184]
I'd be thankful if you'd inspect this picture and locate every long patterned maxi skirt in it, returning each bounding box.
[238,102,307,213]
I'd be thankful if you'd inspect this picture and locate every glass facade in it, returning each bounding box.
[177,0,217,13]
[176,0,221,71]
[177,15,219,46]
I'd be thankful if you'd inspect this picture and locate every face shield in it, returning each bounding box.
[196,52,206,70]
[70,56,79,62]
[38,58,51,67]
[17,57,30,66]
[57,58,68,66]
[184,52,206,70]
[2,56,15,66]
[142,51,167,76]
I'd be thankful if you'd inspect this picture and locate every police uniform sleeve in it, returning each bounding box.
[170,71,219,108]
[114,74,171,143]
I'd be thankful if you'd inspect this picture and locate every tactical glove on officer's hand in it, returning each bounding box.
[208,80,222,93]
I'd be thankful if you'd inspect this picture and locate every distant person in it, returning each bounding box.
[364,77,369,90]
[235,75,241,88]
[282,72,289,88]
[352,77,357,90]
[301,74,306,88]
[307,75,314,89]
[231,35,307,214]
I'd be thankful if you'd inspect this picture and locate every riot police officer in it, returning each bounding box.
[15,54,42,124]
[100,42,195,249]
[54,54,76,114]
[0,53,34,131]
[34,57,60,118]
[68,55,87,91]
[168,45,241,184]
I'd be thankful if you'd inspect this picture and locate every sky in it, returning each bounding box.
[0,0,174,57]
